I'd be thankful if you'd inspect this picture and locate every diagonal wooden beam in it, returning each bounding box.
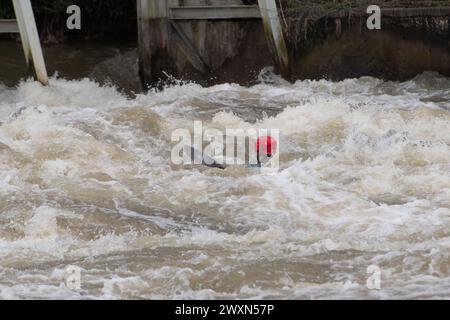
[169,20,210,73]
[12,0,49,85]
[258,0,290,79]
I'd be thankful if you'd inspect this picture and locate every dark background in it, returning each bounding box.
[0,0,137,43]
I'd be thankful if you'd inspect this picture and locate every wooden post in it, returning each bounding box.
[138,0,176,88]
[258,0,290,79]
[12,0,49,85]
[12,2,31,66]
[138,0,168,19]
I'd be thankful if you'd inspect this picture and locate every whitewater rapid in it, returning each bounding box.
[0,72,449,299]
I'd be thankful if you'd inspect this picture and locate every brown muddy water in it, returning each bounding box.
[0,40,449,299]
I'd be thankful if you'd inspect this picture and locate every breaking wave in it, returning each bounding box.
[0,72,449,299]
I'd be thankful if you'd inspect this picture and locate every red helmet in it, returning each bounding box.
[256,136,277,157]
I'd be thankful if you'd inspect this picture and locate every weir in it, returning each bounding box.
[0,0,48,85]
[137,0,450,87]
[137,0,290,87]
[2,1,450,87]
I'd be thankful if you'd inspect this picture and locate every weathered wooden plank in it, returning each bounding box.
[331,7,450,18]
[12,0,49,85]
[383,7,450,17]
[12,2,31,67]
[170,5,261,20]
[139,0,168,20]
[0,19,19,33]
[169,20,210,73]
[138,0,175,88]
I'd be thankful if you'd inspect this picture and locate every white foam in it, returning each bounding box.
[0,74,449,299]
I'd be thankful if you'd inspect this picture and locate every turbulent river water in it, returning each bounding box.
[0,40,449,299]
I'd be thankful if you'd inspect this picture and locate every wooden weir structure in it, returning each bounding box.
[137,1,450,85]
[137,0,291,85]
[1,0,288,87]
[2,1,450,86]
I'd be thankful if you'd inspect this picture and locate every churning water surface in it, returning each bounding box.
[0,42,449,299]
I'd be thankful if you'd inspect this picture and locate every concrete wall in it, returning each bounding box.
[291,16,450,81]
